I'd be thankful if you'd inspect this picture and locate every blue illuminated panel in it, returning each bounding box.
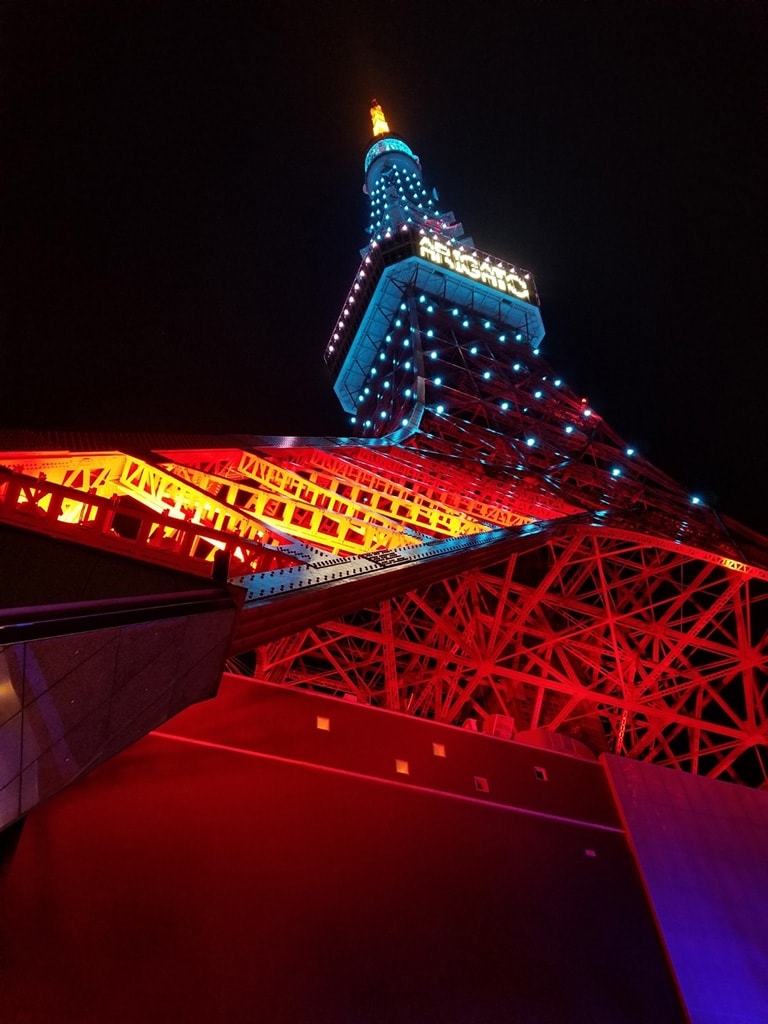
[605,755,768,1023]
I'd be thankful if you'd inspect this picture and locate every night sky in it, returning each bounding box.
[2,2,766,532]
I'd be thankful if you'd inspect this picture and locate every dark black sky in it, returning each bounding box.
[2,1,766,531]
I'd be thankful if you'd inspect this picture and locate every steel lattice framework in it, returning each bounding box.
[1,107,766,786]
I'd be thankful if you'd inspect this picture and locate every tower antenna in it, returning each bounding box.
[370,98,390,137]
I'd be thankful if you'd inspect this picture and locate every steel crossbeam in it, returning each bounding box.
[250,525,768,786]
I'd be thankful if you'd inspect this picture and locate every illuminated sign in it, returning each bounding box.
[418,236,531,301]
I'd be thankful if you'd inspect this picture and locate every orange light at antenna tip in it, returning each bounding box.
[370,99,390,137]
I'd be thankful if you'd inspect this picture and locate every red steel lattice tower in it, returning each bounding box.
[252,101,768,786]
[2,102,767,790]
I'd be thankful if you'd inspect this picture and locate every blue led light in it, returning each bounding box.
[533,348,540,355]
[483,371,491,380]
[501,401,509,411]
[351,416,356,424]
[565,425,574,434]
[402,418,409,427]
[430,351,438,359]
[499,334,506,342]
[434,377,442,386]
[611,468,621,477]
[383,380,390,389]
[380,410,387,419]
[436,404,445,414]
[484,320,491,329]
[426,329,434,338]
[515,333,523,341]
[470,346,478,355]
[691,496,702,505]
[534,390,542,398]
[395,319,402,327]
[462,320,470,328]
[626,447,635,456]
[513,363,521,371]
[554,379,562,387]
[404,388,412,397]
[526,437,536,447]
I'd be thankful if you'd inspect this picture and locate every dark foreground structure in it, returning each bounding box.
[1,105,767,1021]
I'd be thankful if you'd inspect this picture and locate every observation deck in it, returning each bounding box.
[325,225,543,414]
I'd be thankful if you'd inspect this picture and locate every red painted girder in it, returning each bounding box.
[230,509,768,653]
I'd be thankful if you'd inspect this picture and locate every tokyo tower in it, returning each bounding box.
[3,100,768,1024]
[2,100,768,840]
[254,99,768,788]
